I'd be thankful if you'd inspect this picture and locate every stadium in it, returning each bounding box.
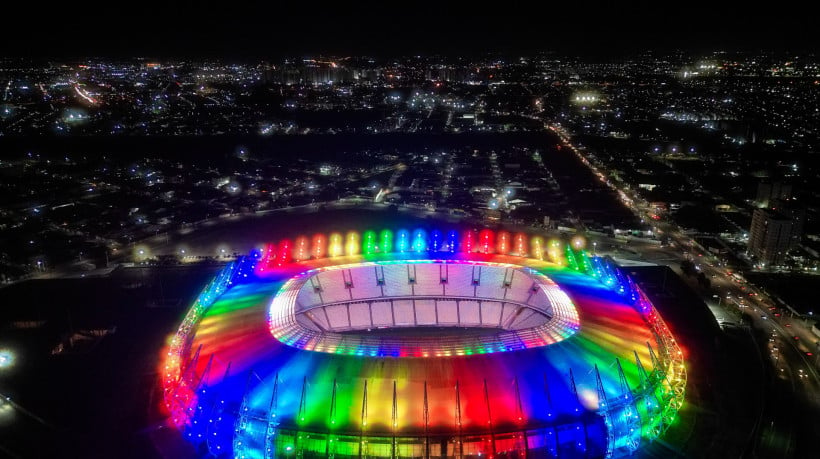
[161,228,686,459]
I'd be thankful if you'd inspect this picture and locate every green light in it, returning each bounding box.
[379,229,393,253]
[363,230,377,255]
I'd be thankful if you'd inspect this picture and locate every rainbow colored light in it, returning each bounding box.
[162,227,685,459]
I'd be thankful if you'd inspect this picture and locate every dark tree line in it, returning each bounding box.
[681,259,711,289]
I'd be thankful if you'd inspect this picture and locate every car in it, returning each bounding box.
[761,315,768,319]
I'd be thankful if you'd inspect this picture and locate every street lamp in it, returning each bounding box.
[772,348,782,374]
[712,294,722,307]
[593,242,597,255]
[0,349,14,370]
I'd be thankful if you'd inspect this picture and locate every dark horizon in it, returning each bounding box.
[4,1,818,59]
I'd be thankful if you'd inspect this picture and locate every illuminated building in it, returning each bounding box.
[570,92,600,106]
[162,228,685,458]
[748,209,795,266]
[276,60,352,85]
[771,198,805,249]
[755,180,791,208]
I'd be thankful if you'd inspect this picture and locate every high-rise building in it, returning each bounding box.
[771,198,805,248]
[275,61,352,85]
[755,180,791,208]
[748,208,793,266]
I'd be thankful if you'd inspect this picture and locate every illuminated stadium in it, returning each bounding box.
[162,228,686,459]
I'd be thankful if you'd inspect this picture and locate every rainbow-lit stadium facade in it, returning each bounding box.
[162,228,686,459]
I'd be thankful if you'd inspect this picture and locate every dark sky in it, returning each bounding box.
[5,1,818,58]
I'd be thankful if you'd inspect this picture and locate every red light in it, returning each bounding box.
[276,239,291,266]
[794,336,799,340]
[807,352,813,356]
[478,229,495,254]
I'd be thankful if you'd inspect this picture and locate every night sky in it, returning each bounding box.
[5,1,818,58]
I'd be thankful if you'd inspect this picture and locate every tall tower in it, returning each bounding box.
[771,198,805,249]
[755,180,792,208]
[748,209,793,266]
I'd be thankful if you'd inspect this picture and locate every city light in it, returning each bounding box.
[0,349,15,369]
[134,245,151,261]
[571,235,587,250]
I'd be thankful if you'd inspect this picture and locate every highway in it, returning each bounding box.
[551,123,820,458]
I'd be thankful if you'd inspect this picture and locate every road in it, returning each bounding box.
[550,123,820,458]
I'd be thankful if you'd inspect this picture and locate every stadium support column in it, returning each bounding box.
[455,381,463,459]
[569,369,590,456]
[616,359,641,454]
[483,379,497,458]
[190,355,214,451]
[392,381,398,459]
[266,373,280,459]
[207,362,232,454]
[595,365,614,459]
[360,380,368,459]
[326,378,337,459]
[647,343,676,431]
[181,344,202,392]
[565,244,579,270]
[575,249,593,275]
[235,370,255,457]
[543,373,558,458]
[297,376,307,459]
[514,377,528,459]
[633,351,661,439]
[424,381,430,459]
[191,352,212,396]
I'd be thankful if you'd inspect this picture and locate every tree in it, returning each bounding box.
[680,259,696,276]
[697,272,711,289]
